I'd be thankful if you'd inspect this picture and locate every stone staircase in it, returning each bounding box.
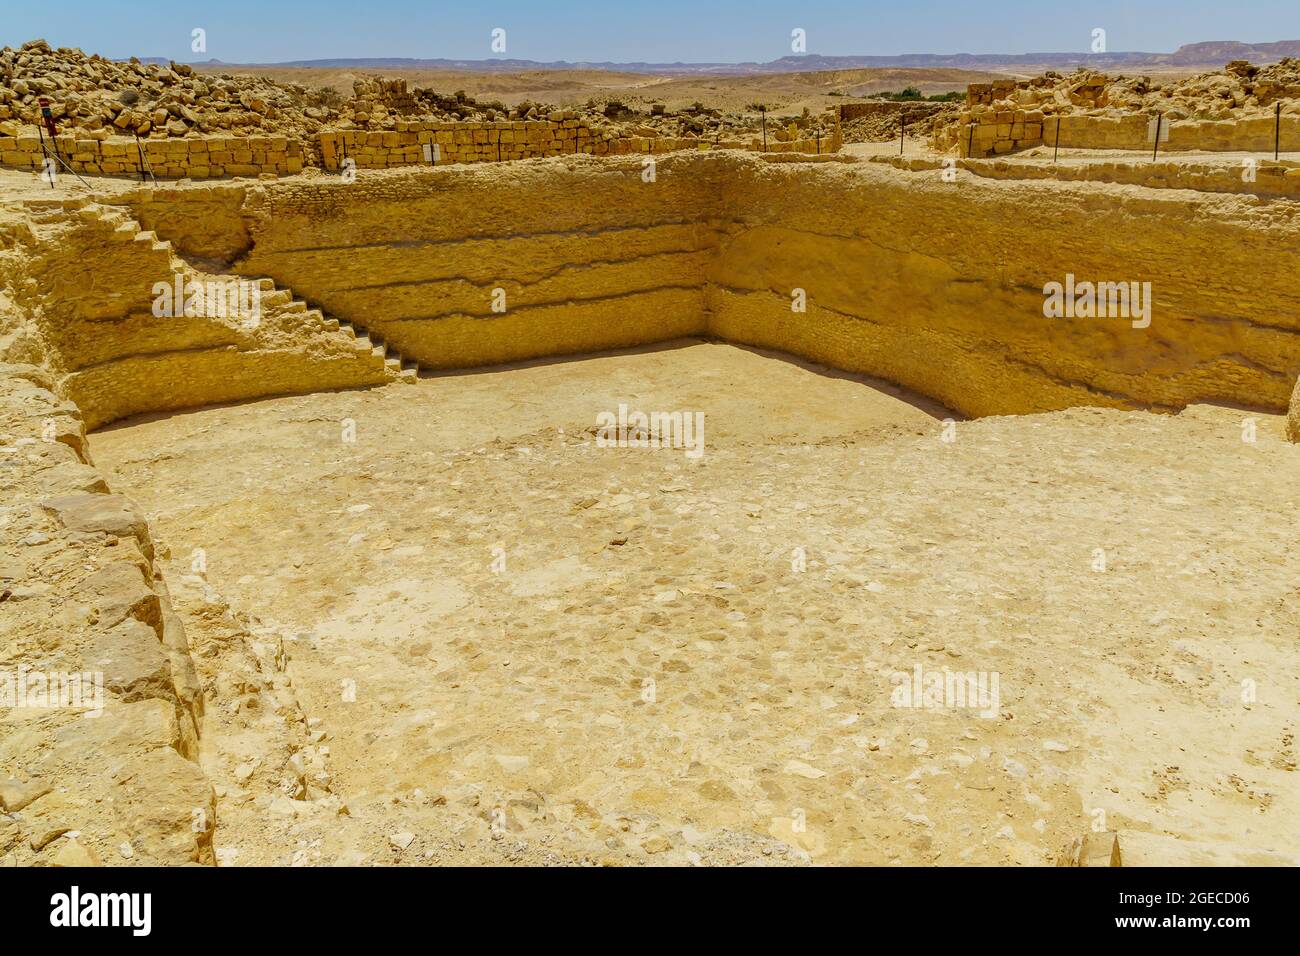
[55,199,418,383]
[249,278,420,382]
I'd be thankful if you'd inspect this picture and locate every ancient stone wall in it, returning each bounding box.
[876,153,1300,198]
[319,119,837,170]
[7,151,1296,435]
[1041,112,1300,152]
[839,101,944,123]
[952,108,1047,156]
[177,154,721,369]
[1,132,305,178]
[0,117,840,181]
[952,81,1300,157]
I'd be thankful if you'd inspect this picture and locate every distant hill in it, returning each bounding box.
[1163,40,1300,64]
[136,40,1300,76]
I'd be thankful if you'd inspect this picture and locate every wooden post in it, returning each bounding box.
[1053,115,1061,163]
[1276,101,1282,162]
[967,121,975,158]
[133,131,148,183]
[1152,112,1162,162]
[35,125,54,189]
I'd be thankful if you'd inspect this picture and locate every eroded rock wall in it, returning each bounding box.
[0,364,213,865]
[130,152,1300,422]
[221,155,719,369]
[706,157,1300,418]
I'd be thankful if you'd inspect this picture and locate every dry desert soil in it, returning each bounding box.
[87,341,1300,866]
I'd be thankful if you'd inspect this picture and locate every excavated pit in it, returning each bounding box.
[4,151,1300,866]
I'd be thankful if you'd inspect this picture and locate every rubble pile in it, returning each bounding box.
[0,39,840,154]
[973,58,1300,122]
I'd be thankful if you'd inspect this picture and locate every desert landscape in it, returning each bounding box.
[1,11,1299,879]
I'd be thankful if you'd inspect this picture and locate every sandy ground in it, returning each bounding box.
[87,340,1300,866]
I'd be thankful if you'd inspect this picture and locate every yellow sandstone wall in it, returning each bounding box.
[216,154,723,368]
[878,154,1300,199]
[0,119,841,182]
[120,152,1300,421]
[952,111,1300,158]
[1,199,408,430]
[706,157,1300,417]
[319,119,714,168]
[0,133,305,178]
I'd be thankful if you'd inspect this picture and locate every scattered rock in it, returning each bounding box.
[641,835,671,854]
[30,826,71,851]
[50,838,102,867]
[0,779,51,812]
[783,760,826,779]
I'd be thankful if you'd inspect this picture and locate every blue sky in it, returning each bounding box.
[4,0,1297,63]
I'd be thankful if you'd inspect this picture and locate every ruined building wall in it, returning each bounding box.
[0,118,841,182]
[952,111,1300,158]
[1,132,306,178]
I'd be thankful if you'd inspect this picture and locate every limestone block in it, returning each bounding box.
[110,747,215,865]
[42,494,153,560]
[74,560,160,630]
[87,618,172,703]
